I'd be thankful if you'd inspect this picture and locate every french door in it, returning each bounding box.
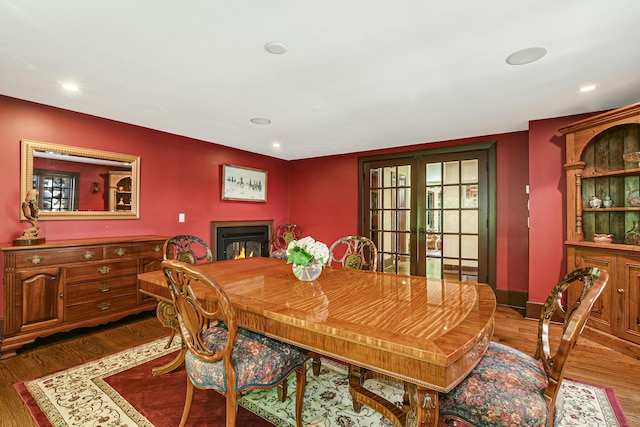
[361,146,493,284]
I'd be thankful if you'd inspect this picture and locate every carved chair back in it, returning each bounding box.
[269,224,303,259]
[329,235,378,271]
[163,235,213,264]
[536,267,609,421]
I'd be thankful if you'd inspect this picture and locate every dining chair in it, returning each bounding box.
[162,235,214,347]
[439,266,609,427]
[162,259,308,427]
[269,224,303,260]
[329,235,378,271]
[164,234,214,265]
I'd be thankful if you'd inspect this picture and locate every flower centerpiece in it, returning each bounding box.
[286,236,330,281]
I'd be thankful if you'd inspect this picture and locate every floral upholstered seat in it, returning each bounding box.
[186,325,308,394]
[439,267,608,427]
[439,342,552,426]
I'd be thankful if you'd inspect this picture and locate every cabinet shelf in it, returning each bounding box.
[583,207,640,212]
[581,167,640,178]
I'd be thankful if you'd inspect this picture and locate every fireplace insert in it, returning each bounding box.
[215,225,270,260]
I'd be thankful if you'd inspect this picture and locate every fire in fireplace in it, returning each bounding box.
[211,221,272,261]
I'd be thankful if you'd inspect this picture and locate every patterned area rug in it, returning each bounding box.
[15,338,629,427]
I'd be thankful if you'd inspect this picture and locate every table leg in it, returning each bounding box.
[151,300,186,376]
[403,382,439,427]
[348,364,406,426]
[347,364,440,427]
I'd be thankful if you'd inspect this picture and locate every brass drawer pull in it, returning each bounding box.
[82,251,96,260]
[617,288,624,294]
[98,284,111,292]
[153,245,162,252]
[98,266,111,275]
[114,248,127,256]
[27,255,44,265]
[97,302,111,311]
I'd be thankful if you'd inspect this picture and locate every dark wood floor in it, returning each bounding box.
[1,307,639,427]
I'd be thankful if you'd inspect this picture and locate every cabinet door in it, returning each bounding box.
[18,267,63,333]
[571,249,614,335]
[617,256,640,345]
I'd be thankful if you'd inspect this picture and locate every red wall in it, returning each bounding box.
[527,113,596,302]
[289,154,359,246]
[0,95,291,246]
[290,133,531,296]
[0,96,291,315]
[0,94,597,318]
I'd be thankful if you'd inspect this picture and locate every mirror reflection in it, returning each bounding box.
[21,140,140,220]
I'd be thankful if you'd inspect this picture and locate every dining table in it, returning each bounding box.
[137,256,496,427]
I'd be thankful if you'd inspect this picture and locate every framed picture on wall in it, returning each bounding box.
[221,164,267,202]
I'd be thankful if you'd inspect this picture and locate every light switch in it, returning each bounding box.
[179,213,185,223]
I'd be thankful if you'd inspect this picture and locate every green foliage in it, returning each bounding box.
[287,246,313,266]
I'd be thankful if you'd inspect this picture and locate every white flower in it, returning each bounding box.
[286,236,330,266]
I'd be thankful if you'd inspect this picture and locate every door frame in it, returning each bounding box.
[357,141,497,289]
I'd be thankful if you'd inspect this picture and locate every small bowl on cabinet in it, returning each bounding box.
[593,234,614,244]
[623,152,640,167]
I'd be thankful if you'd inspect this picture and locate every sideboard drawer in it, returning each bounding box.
[66,260,138,284]
[104,242,164,259]
[15,246,105,269]
[66,293,138,322]
[66,276,137,304]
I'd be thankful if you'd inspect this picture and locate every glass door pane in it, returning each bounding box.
[423,157,481,282]
[366,162,413,275]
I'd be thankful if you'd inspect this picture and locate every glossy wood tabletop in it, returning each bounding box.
[138,256,495,393]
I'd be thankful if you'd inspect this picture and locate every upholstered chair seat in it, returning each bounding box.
[439,341,554,427]
[186,324,308,394]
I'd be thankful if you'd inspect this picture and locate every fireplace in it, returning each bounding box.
[210,220,273,261]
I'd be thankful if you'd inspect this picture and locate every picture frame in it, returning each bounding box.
[221,164,267,202]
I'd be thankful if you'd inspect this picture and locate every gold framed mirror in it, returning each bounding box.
[20,139,140,220]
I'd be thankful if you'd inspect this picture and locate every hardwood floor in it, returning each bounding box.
[1,307,639,426]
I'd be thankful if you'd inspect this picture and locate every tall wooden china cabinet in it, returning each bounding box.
[561,103,640,358]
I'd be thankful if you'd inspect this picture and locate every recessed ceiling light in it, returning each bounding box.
[506,47,547,65]
[272,142,281,148]
[580,84,597,92]
[62,82,80,92]
[264,41,288,55]
[250,118,271,125]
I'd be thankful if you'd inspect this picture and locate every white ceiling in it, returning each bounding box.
[1,1,640,161]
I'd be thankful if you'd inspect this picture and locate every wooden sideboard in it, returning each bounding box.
[1,236,167,358]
